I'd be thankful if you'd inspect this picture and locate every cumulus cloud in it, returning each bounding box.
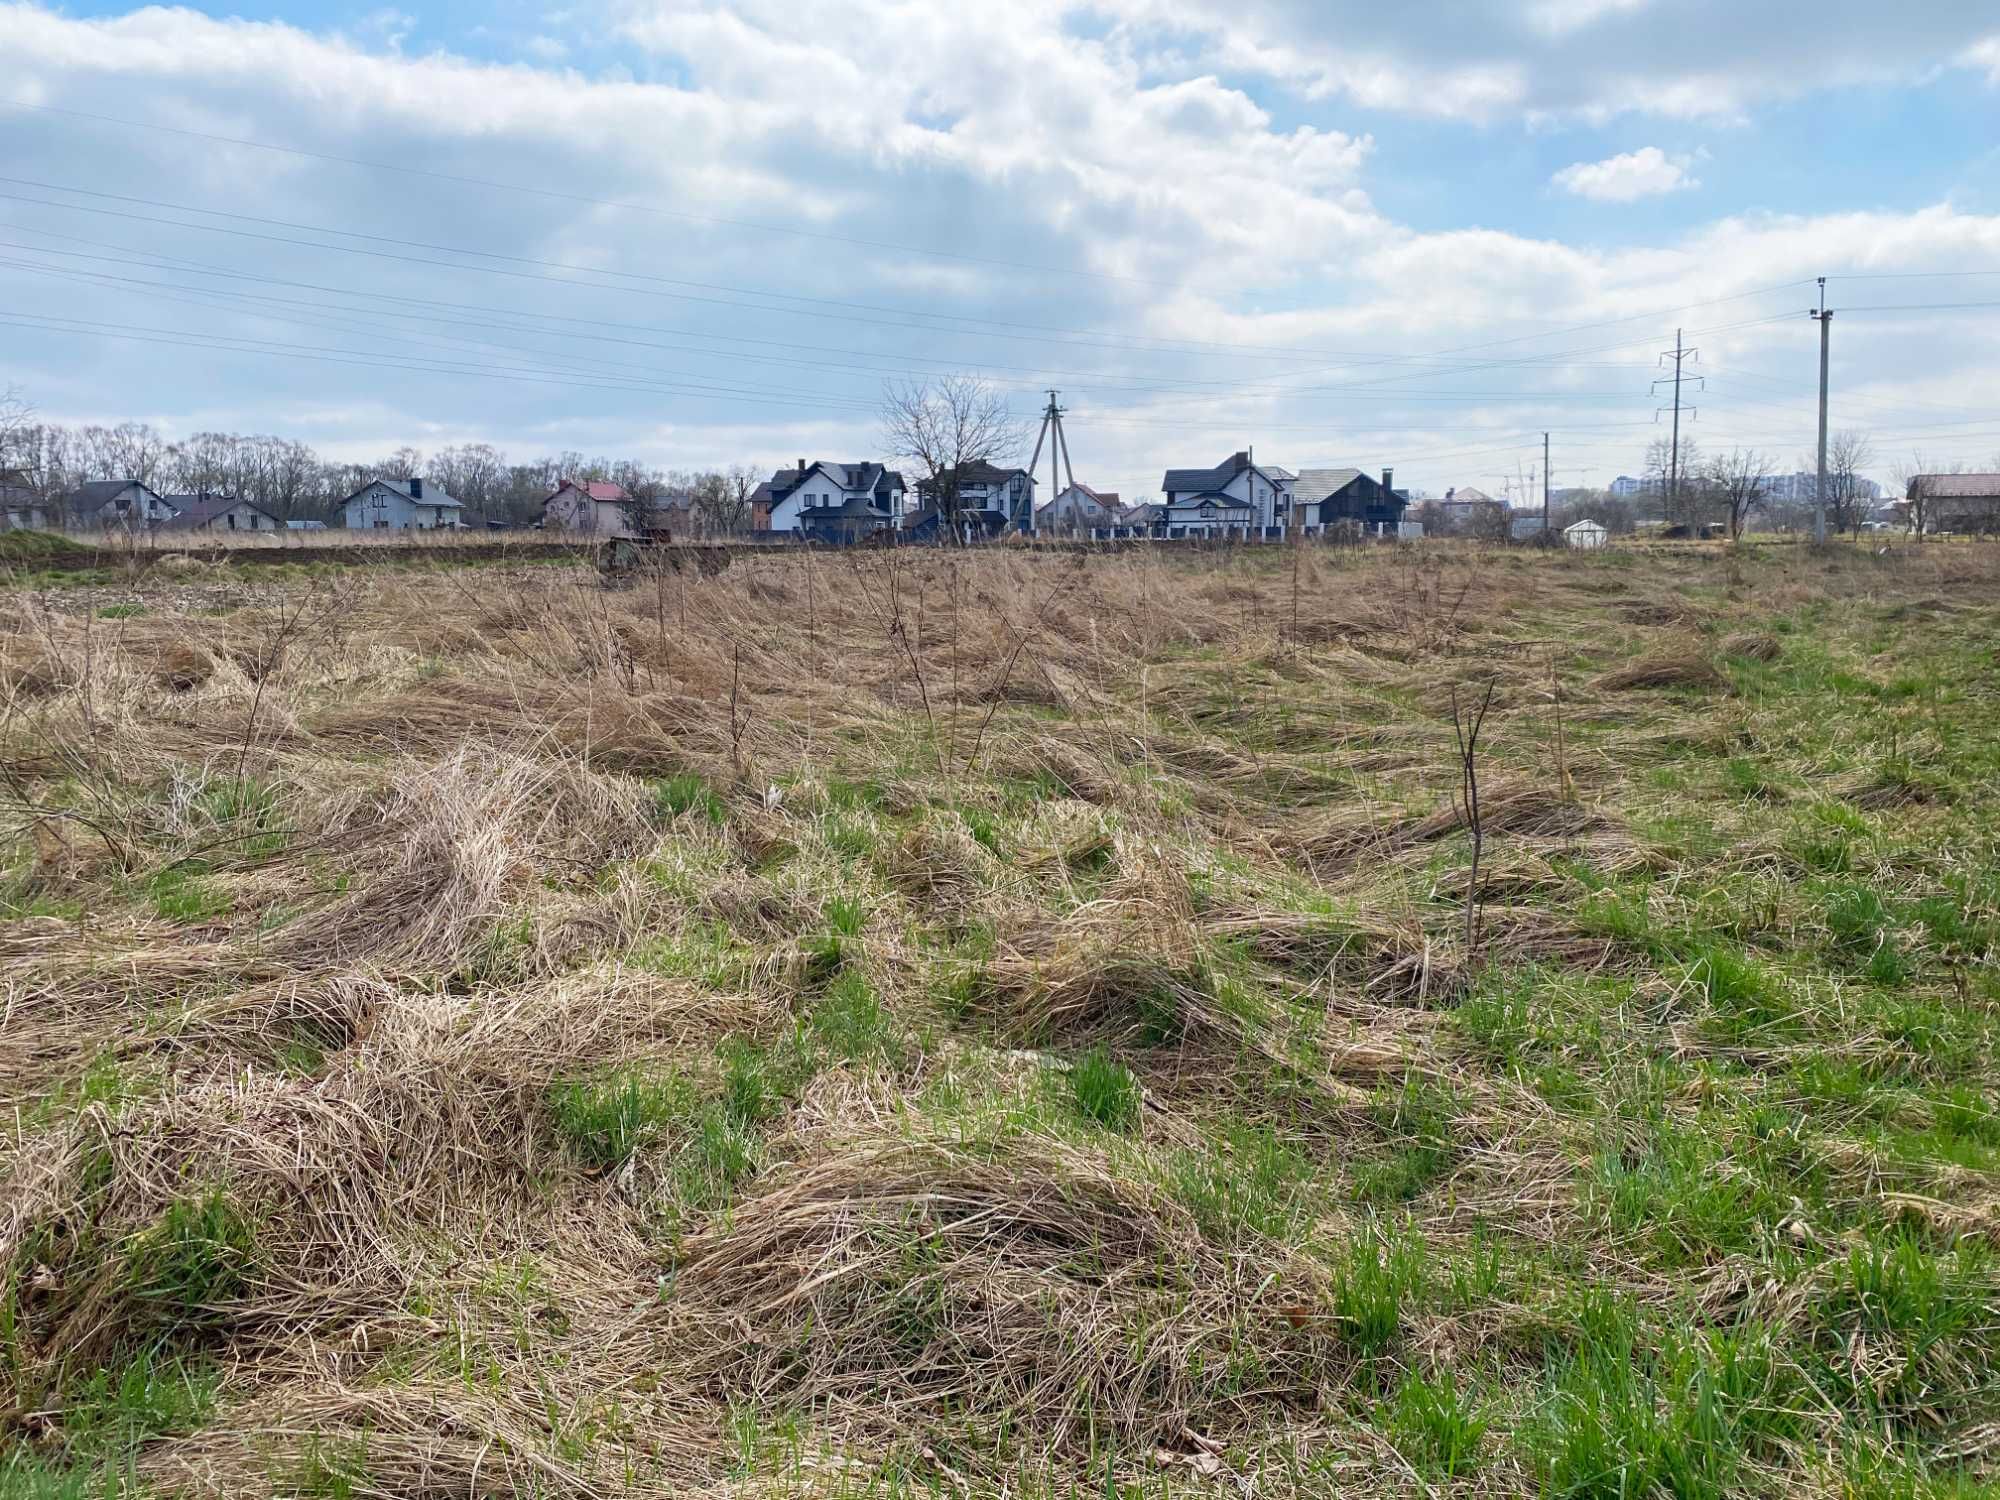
[1552,147,1699,202]
[0,0,1997,500]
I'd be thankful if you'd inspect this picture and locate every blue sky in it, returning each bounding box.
[2,0,1998,500]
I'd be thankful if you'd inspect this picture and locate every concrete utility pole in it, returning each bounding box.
[1543,432,1551,533]
[1025,389,1074,536]
[1812,278,1832,546]
[1653,329,1702,527]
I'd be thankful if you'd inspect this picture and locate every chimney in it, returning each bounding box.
[1382,468,1394,497]
[1445,486,1454,501]
[797,458,806,478]
[408,476,422,499]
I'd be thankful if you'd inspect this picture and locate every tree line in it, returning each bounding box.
[0,387,764,532]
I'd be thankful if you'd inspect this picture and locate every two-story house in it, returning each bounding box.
[762,461,906,540]
[542,479,637,536]
[62,479,180,534]
[1038,482,1123,534]
[1290,468,1408,532]
[1160,451,1294,537]
[910,461,1035,539]
[341,476,466,530]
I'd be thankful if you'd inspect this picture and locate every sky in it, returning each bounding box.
[1,0,1998,503]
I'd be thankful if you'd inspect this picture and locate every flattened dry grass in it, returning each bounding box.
[4,538,2000,1496]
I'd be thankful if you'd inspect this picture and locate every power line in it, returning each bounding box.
[0,233,1757,410]
[0,177,1466,363]
[0,96,1188,293]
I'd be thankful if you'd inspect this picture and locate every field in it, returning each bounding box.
[2,541,1997,1498]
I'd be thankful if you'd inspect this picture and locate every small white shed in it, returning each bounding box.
[1565,519,1609,550]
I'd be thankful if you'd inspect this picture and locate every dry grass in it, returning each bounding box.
[4,538,2000,1496]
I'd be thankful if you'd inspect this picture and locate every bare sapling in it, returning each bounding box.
[1450,678,1497,955]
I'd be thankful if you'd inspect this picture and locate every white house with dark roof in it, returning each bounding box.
[762,460,907,538]
[341,476,466,530]
[62,479,179,534]
[912,460,1034,537]
[1160,450,1294,535]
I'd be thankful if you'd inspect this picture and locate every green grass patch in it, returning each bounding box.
[1379,1368,1487,1479]
[123,1190,257,1342]
[1165,1121,1319,1245]
[1061,1048,1139,1133]
[653,772,725,825]
[145,865,230,923]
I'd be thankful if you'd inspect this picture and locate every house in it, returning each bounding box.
[0,469,50,531]
[1425,487,1507,536]
[1289,467,1407,531]
[1565,519,1609,550]
[341,476,465,531]
[1906,473,2000,534]
[61,479,179,534]
[542,479,637,536]
[161,493,280,533]
[764,461,907,540]
[1038,482,1123,534]
[1161,450,1293,535]
[914,461,1034,536]
[1121,503,1167,537]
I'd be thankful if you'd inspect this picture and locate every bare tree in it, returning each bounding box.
[686,468,756,536]
[1807,429,1876,539]
[1646,433,1705,530]
[0,384,36,476]
[879,375,1024,540]
[431,443,507,524]
[1705,448,1769,541]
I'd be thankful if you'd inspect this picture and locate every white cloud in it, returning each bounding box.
[1552,146,1699,202]
[1964,34,2000,82]
[0,1,1997,502]
[1092,0,1998,122]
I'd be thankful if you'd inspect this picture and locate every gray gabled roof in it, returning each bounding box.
[1908,472,2000,499]
[1291,468,1364,505]
[354,477,464,509]
[63,479,171,517]
[160,494,280,529]
[772,461,905,499]
[1162,450,1293,496]
[1163,453,1247,494]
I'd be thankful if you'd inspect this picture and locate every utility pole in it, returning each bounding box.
[1812,278,1832,546]
[1653,330,1702,528]
[1025,389,1073,537]
[1543,432,1551,534]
